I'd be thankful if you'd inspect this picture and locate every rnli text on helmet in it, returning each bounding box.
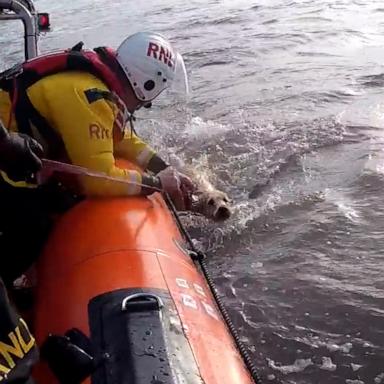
[147,42,175,70]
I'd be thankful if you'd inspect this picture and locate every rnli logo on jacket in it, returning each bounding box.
[89,124,111,140]
[0,319,36,382]
[147,42,175,69]
[88,93,128,142]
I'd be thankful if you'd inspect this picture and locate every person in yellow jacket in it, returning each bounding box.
[0,31,196,384]
[0,32,195,285]
[0,32,193,199]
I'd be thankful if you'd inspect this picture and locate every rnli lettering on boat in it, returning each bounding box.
[0,319,36,382]
[147,42,174,69]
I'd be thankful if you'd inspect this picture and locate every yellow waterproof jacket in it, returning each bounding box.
[0,71,161,196]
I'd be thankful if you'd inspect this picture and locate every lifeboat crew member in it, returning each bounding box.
[0,31,196,285]
[0,32,196,383]
[0,119,41,384]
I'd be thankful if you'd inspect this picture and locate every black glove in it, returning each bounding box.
[0,128,44,182]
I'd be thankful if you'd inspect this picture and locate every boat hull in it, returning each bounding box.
[33,192,253,384]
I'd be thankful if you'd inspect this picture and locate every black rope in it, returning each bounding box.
[163,194,263,384]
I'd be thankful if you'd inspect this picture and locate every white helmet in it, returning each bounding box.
[116,32,189,102]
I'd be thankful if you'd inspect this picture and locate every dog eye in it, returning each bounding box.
[208,198,215,206]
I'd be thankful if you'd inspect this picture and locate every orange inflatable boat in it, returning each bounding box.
[31,164,260,384]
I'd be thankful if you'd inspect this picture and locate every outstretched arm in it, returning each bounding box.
[50,88,159,197]
[114,131,169,174]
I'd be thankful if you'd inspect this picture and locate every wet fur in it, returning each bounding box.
[184,168,232,222]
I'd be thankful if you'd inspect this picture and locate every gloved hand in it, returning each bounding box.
[157,167,197,211]
[178,172,197,209]
[0,130,44,182]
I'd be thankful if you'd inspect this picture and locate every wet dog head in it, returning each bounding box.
[192,190,232,222]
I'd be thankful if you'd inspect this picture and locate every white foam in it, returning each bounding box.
[374,373,384,384]
[351,363,362,372]
[324,188,361,224]
[325,342,353,353]
[341,88,363,97]
[183,116,231,138]
[267,374,276,381]
[233,200,262,230]
[345,380,364,384]
[320,357,337,371]
[340,342,353,353]
[267,358,313,374]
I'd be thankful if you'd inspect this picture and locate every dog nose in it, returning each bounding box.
[214,206,231,221]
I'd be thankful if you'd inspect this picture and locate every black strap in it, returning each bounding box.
[84,88,114,104]
[67,51,94,73]
[67,51,103,83]
[93,47,108,61]
[70,41,84,52]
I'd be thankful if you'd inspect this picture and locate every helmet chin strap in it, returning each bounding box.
[128,113,137,138]
[128,100,152,137]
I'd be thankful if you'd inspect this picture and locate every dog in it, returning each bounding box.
[167,154,232,222]
[184,168,232,222]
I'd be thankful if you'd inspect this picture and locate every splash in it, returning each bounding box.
[351,364,363,372]
[267,358,313,374]
[320,357,337,371]
[324,188,362,224]
[181,116,231,139]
